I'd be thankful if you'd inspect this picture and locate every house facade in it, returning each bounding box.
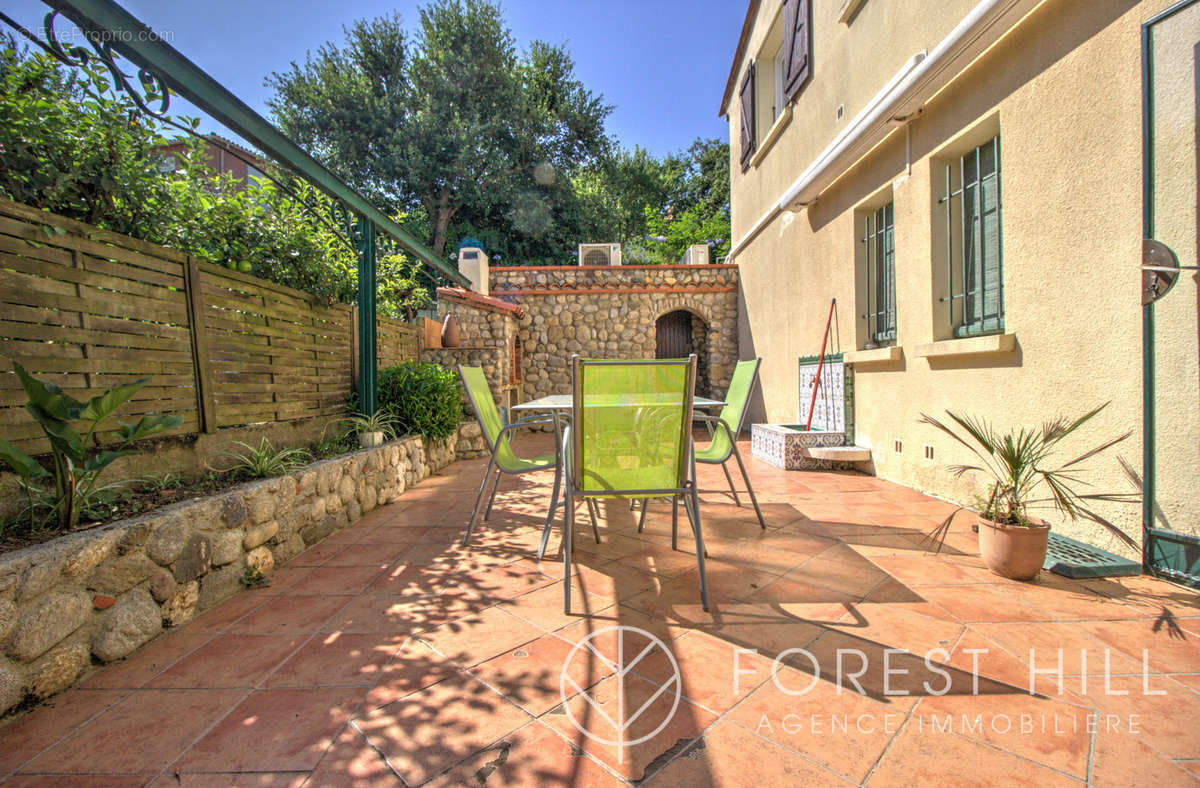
[159,133,269,188]
[722,0,1199,556]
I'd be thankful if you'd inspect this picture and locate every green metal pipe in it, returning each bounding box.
[1140,12,1156,570]
[357,218,378,416]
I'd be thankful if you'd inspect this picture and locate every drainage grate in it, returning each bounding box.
[1043,533,1140,578]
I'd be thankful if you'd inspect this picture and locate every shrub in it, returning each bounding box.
[377,362,463,440]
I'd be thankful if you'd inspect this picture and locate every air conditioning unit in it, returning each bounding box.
[578,243,622,266]
[677,244,710,266]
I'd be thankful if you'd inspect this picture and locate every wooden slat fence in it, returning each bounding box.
[378,317,421,369]
[200,263,352,428]
[0,199,419,456]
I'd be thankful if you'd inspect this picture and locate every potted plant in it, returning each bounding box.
[920,404,1139,580]
[347,410,399,449]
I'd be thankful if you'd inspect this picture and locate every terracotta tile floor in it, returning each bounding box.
[2,434,1199,786]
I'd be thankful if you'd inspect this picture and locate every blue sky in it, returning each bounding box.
[4,0,744,158]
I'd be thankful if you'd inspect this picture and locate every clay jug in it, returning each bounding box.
[441,313,461,348]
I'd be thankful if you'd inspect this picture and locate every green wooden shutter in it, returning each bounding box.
[961,139,1002,332]
[881,202,896,339]
[963,151,981,328]
[979,139,1002,326]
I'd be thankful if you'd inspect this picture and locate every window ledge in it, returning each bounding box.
[751,106,793,168]
[844,346,902,365]
[914,333,1016,359]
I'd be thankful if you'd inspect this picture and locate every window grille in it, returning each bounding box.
[940,136,1003,337]
[862,202,896,344]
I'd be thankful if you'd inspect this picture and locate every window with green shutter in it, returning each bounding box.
[862,202,896,344]
[939,136,1003,337]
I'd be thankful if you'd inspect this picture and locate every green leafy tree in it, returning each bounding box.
[574,146,675,255]
[645,138,731,264]
[670,138,731,223]
[267,0,611,258]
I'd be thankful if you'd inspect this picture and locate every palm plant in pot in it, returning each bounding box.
[920,403,1139,580]
[346,410,399,449]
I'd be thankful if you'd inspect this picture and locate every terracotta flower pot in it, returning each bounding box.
[977,518,1050,581]
[441,313,461,348]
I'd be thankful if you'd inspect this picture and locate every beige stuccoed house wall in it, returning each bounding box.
[724,0,1198,556]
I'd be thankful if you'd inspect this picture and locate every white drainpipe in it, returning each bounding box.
[727,0,1043,262]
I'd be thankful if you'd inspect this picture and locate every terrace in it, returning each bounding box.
[1,0,1199,785]
[1,432,1197,786]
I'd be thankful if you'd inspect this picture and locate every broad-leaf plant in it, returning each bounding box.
[0,363,182,531]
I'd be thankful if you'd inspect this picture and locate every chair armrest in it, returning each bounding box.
[509,415,556,428]
[497,416,555,440]
[697,415,737,444]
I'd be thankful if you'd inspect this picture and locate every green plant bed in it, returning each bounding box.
[0,428,361,556]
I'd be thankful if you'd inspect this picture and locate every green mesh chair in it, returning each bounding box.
[637,357,765,541]
[562,355,709,613]
[696,358,764,525]
[458,366,566,548]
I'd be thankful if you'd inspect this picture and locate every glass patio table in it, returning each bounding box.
[510,393,725,414]
[511,393,725,559]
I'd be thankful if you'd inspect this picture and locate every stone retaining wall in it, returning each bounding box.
[489,265,739,401]
[0,422,488,718]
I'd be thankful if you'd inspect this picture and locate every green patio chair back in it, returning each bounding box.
[696,358,761,463]
[457,365,563,552]
[563,354,708,614]
[572,358,695,496]
[459,365,523,472]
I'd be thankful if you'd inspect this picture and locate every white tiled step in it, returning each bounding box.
[801,445,871,462]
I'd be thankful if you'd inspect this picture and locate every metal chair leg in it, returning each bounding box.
[637,498,649,532]
[537,456,564,561]
[464,454,497,547]
[563,487,574,614]
[731,443,765,529]
[671,495,679,551]
[483,467,503,521]
[586,499,601,543]
[683,482,709,611]
[540,419,569,561]
[720,461,742,507]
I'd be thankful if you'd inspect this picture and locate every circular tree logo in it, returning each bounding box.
[559,625,682,753]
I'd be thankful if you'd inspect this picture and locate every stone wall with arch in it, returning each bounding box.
[488,264,739,401]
